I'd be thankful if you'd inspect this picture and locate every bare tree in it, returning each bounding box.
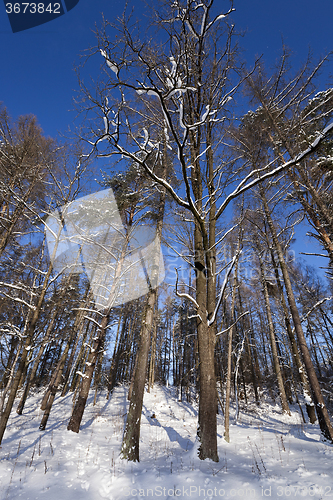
[245,55,333,275]
[0,106,56,258]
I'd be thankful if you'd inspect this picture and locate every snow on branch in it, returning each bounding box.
[206,6,236,32]
[188,314,202,321]
[2,293,36,311]
[73,307,105,317]
[216,121,333,220]
[301,296,333,322]
[300,252,330,258]
[216,311,250,337]
[175,268,199,309]
[209,222,241,252]
[208,252,240,327]
[0,282,36,296]
[101,142,192,213]
[76,371,89,379]
[100,49,119,77]
[83,316,103,329]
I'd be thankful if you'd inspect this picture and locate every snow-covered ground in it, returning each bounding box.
[0,385,332,500]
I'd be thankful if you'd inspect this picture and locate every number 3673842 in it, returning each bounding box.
[5,3,61,14]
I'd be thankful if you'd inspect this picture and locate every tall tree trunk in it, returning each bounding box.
[67,313,109,433]
[121,182,165,461]
[39,334,74,430]
[68,321,95,393]
[237,285,260,405]
[0,340,22,415]
[61,318,87,396]
[39,299,88,428]
[196,320,218,461]
[120,288,156,461]
[307,321,324,377]
[257,250,291,415]
[93,334,105,406]
[40,361,59,411]
[224,263,238,443]
[192,215,218,461]
[1,336,20,389]
[59,288,93,397]
[148,320,157,393]
[247,308,262,388]
[197,123,219,461]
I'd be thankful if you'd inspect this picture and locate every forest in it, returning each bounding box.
[1,1,333,497]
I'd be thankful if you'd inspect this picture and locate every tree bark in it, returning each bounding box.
[1,336,20,390]
[192,216,218,462]
[39,337,73,430]
[39,303,87,429]
[120,288,156,461]
[148,321,157,393]
[67,313,109,433]
[68,321,94,393]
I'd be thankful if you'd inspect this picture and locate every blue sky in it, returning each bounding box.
[1,0,332,139]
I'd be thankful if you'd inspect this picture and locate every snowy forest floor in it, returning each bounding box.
[0,385,332,500]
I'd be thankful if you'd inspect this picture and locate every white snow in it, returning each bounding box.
[0,385,332,500]
[103,117,108,134]
[99,49,118,76]
[75,371,89,379]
